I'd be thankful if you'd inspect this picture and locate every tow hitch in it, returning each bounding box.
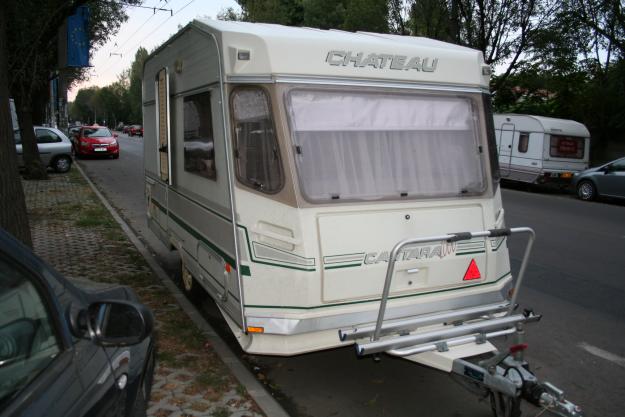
[452,318,583,417]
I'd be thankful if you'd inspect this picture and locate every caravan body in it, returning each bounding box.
[493,113,591,184]
[143,19,510,358]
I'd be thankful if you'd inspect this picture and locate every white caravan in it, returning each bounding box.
[143,19,582,416]
[494,114,591,184]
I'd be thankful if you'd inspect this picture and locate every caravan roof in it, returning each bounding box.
[494,114,590,138]
[170,19,490,88]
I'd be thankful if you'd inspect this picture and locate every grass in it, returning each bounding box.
[75,206,116,228]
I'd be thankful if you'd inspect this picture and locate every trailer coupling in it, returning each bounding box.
[451,339,584,417]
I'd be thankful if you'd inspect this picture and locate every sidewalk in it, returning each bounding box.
[23,168,265,417]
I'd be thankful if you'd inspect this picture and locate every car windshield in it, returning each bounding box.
[83,128,112,138]
[285,88,487,202]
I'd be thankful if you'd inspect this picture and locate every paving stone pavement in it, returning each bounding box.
[23,172,264,417]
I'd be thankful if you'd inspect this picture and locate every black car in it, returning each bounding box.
[0,229,155,417]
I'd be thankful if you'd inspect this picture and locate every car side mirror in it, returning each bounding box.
[113,133,118,138]
[67,300,153,346]
[601,165,612,173]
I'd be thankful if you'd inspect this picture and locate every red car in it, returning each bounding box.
[129,125,143,137]
[73,126,120,159]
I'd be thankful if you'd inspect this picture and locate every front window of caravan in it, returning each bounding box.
[286,89,486,202]
[231,88,283,193]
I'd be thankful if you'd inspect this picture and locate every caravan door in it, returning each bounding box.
[498,122,515,176]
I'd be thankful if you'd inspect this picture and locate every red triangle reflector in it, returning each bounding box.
[463,259,481,281]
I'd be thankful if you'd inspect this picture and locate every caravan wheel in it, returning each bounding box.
[181,261,203,301]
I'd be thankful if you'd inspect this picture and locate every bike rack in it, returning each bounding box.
[343,227,536,357]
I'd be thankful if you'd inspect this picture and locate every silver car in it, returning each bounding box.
[15,126,73,173]
[573,156,625,200]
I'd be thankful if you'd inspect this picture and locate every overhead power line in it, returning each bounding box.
[117,1,173,16]
[96,0,196,79]
[97,0,173,77]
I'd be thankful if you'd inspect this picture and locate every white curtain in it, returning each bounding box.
[287,90,485,201]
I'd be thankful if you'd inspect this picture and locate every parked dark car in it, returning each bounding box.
[73,126,120,159]
[122,125,131,135]
[0,228,155,417]
[573,156,625,200]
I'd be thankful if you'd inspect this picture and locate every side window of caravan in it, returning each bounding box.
[550,135,584,159]
[183,92,216,180]
[231,88,283,193]
[518,132,529,153]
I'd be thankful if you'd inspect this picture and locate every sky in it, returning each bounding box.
[68,0,238,101]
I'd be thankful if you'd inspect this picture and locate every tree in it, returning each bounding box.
[343,0,389,32]
[0,0,138,246]
[236,0,305,25]
[388,1,559,92]
[303,0,346,29]
[70,47,149,126]
[0,2,31,245]
[127,47,149,124]
[569,0,625,57]
[6,0,139,179]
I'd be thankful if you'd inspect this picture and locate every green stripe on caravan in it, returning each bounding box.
[151,197,314,274]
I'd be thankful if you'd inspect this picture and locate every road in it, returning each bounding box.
[79,133,625,417]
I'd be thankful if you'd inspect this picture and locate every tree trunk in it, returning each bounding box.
[0,5,32,247]
[14,92,48,180]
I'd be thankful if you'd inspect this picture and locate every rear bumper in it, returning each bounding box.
[241,275,513,355]
[536,171,576,184]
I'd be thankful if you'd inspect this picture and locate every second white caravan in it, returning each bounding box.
[494,113,591,184]
[143,19,583,417]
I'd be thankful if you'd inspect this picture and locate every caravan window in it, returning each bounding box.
[231,88,283,194]
[183,92,216,180]
[550,135,584,159]
[518,133,529,153]
[286,89,486,202]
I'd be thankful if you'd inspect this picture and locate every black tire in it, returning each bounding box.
[52,155,72,173]
[576,180,596,201]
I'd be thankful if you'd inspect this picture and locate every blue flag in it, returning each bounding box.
[67,6,90,67]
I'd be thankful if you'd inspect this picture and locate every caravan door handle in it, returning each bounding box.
[250,228,301,246]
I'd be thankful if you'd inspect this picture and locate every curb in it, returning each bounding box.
[75,162,290,417]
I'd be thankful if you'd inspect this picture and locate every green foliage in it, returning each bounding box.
[232,0,389,32]
[70,48,147,126]
[303,0,347,29]
[127,47,149,123]
[236,0,304,25]
[342,0,389,33]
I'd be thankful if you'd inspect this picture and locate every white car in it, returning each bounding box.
[15,127,73,173]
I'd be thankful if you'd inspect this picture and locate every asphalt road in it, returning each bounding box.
[79,133,625,417]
